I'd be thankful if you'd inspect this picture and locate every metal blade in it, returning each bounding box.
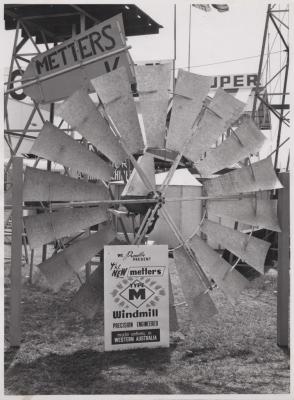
[196,118,267,177]
[166,70,213,153]
[71,238,129,318]
[70,263,104,318]
[23,167,110,202]
[38,224,116,291]
[30,121,113,181]
[91,66,144,154]
[189,235,250,303]
[135,63,172,148]
[121,153,155,196]
[173,247,218,323]
[204,157,283,196]
[200,219,271,274]
[24,206,108,249]
[207,198,281,232]
[56,89,127,165]
[184,88,246,163]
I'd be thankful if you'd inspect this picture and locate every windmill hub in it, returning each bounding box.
[153,190,165,205]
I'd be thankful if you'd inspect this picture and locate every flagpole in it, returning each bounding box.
[188,4,192,71]
[173,4,177,93]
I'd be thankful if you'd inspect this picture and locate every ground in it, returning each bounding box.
[4,242,290,395]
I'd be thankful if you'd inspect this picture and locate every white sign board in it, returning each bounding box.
[22,14,134,103]
[104,245,169,351]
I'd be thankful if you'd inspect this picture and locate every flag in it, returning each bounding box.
[192,4,229,12]
[211,4,230,12]
[192,4,212,12]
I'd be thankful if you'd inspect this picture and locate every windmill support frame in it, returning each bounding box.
[251,4,290,170]
[252,4,290,347]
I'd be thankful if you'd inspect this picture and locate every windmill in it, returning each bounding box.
[22,64,283,328]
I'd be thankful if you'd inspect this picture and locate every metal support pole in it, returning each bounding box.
[252,4,271,120]
[274,52,289,169]
[173,4,176,94]
[188,4,192,71]
[277,172,290,347]
[4,21,21,150]
[9,157,23,347]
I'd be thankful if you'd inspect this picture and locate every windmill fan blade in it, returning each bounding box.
[173,247,218,323]
[71,263,104,319]
[166,69,213,153]
[56,89,127,165]
[30,121,113,180]
[135,63,171,148]
[23,167,110,202]
[207,198,281,232]
[204,157,283,196]
[91,66,144,154]
[200,220,271,274]
[38,224,116,291]
[196,118,267,177]
[121,153,155,197]
[189,235,249,303]
[184,88,246,163]
[71,237,126,318]
[24,206,108,249]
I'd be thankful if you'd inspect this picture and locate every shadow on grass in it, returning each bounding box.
[5,346,175,395]
[4,347,19,372]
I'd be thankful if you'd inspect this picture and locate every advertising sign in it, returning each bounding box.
[104,245,169,351]
[211,73,258,90]
[22,14,135,103]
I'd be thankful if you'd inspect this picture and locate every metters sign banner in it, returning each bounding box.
[104,245,169,351]
[22,14,134,103]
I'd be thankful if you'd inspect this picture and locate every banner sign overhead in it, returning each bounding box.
[22,14,135,103]
[104,245,169,351]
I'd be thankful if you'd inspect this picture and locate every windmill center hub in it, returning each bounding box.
[152,190,165,207]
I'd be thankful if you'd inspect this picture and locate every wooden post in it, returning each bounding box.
[277,172,290,347]
[29,249,34,284]
[85,228,91,282]
[9,156,23,347]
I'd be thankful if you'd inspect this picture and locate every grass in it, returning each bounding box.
[4,243,290,395]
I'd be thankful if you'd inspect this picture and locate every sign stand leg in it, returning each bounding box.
[9,157,23,347]
[277,172,290,347]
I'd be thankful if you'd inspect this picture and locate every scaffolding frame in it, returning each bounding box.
[252,4,290,170]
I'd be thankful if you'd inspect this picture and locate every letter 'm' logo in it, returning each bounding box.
[129,288,145,300]
[119,280,154,308]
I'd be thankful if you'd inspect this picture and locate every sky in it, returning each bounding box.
[128,0,269,75]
